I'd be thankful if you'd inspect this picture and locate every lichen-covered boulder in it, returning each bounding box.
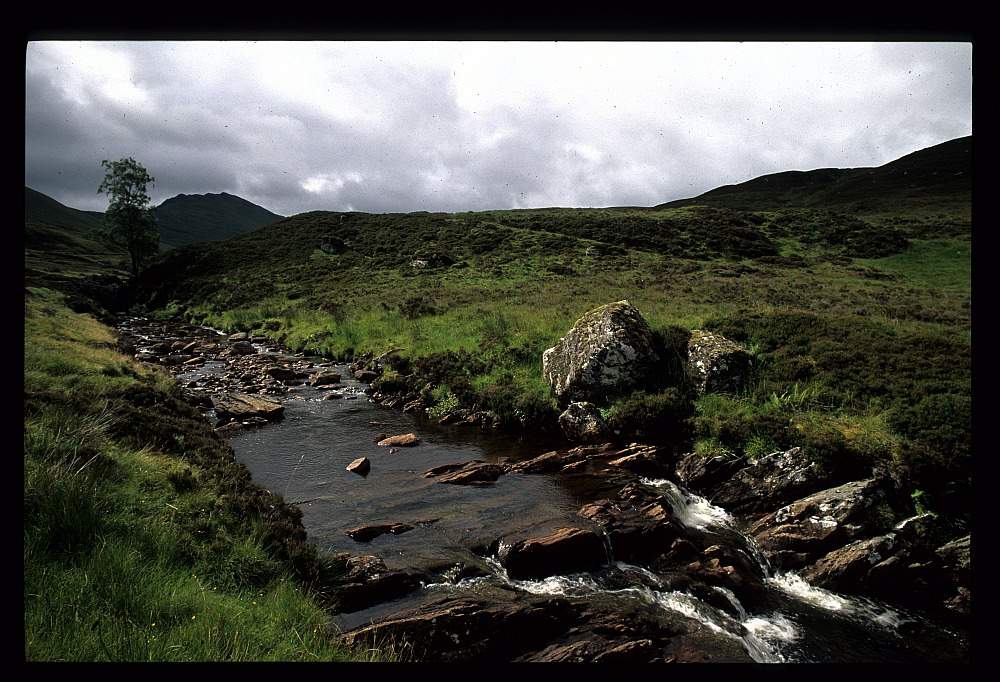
[542,301,659,404]
[687,330,752,394]
[558,402,612,443]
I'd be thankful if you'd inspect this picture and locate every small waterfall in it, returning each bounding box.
[648,477,774,578]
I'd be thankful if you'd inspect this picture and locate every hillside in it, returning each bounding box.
[153,192,284,248]
[656,136,971,219]
[24,186,105,233]
[24,187,283,250]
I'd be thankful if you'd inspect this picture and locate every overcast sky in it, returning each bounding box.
[24,40,972,217]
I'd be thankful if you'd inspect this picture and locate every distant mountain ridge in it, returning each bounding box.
[656,136,971,216]
[25,135,970,251]
[153,192,284,248]
[24,188,284,249]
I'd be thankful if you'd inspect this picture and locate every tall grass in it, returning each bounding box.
[24,290,390,662]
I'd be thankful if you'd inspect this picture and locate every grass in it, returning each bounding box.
[127,205,970,524]
[23,289,393,662]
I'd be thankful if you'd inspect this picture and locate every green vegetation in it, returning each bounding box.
[130,198,970,523]
[24,289,390,661]
[97,157,161,278]
[25,136,971,659]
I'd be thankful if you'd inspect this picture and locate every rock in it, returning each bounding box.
[337,583,754,663]
[228,340,257,356]
[748,477,892,570]
[499,527,609,580]
[510,449,580,474]
[309,370,342,387]
[542,300,659,404]
[604,443,671,478]
[345,522,415,542]
[682,544,770,606]
[558,401,612,443]
[338,592,579,661]
[702,447,832,514]
[212,393,284,425]
[686,329,753,394]
[798,533,899,592]
[674,450,746,493]
[265,365,307,381]
[354,369,380,382]
[577,486,683,564]
[377,433,421,447]
[330,553,424,613]
[423,460,509,485]
[346,457,371,476]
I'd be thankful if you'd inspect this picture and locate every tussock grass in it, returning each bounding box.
[24,291,391,662]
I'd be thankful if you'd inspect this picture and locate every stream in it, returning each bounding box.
[125,317,970,663]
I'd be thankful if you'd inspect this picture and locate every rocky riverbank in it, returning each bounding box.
[116,313,970,662]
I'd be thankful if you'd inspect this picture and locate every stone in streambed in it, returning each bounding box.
[377,433,421,447]
[346,457,371,476]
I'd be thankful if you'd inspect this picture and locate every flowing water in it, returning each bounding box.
[135,319,968,663]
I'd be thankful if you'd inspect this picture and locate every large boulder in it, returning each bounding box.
[542,301,659,404]
[688,447,832,514]
[747,477,895,570]
[687,330,753,394]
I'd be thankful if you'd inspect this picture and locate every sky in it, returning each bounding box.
[24,40,973,217]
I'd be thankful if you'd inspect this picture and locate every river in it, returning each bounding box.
[125,317,970,663]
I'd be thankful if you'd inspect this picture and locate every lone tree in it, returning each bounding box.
[98,157,160,278]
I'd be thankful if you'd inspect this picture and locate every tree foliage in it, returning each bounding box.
[98,157,160,278]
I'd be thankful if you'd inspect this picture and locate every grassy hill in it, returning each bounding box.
[25,186,106,232]
[657,136,971,221]
[26,136,973,522]
[131,137,971,523]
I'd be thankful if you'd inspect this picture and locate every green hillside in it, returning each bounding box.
[27,136,973,523]
[24,187,284,251]
[24,186,105,233]
[658,136,971,220]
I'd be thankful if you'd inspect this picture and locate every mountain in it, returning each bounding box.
[24,186,105,233]
[656,136,971,217]
[24,187,284,249]
[153,192,284,248]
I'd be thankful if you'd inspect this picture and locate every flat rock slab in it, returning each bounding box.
[213,393,284,423]
[377,433,421,447]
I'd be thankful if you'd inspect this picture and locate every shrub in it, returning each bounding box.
[606,388,695,448]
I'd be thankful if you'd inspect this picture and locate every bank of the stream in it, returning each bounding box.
[23,289,392,662]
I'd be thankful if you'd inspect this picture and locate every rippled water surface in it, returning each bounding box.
[215,372,581,572]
